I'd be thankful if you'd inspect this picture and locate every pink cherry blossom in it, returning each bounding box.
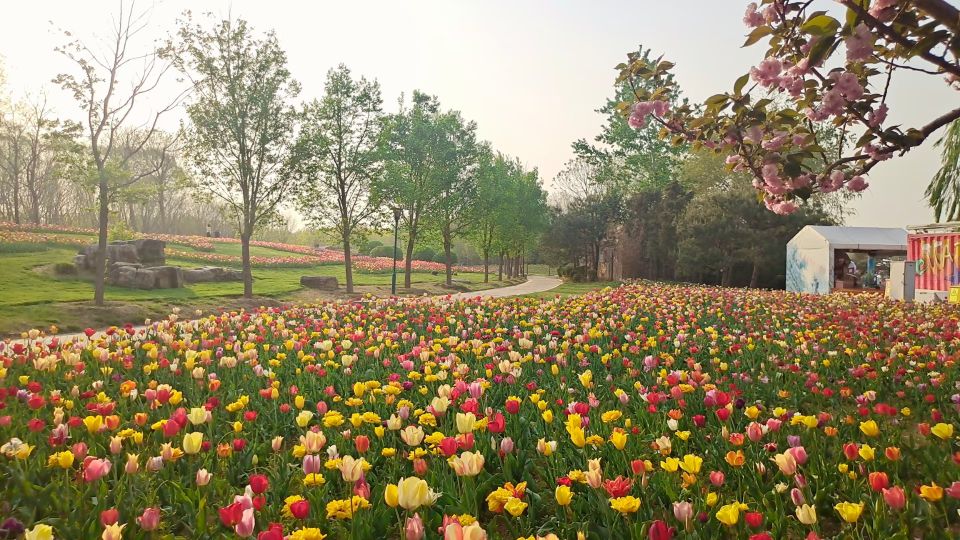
[846,176,869,192]
[743,3,764,27]
[845,24,874,63]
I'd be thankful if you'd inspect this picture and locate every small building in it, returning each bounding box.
[786,226,907,295]
[908,222,960,301]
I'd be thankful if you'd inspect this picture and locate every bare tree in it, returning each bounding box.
[54,1,183,305]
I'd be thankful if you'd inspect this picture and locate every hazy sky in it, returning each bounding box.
[2,0,955,227]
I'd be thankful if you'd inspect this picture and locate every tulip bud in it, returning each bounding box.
[196,468,212,486]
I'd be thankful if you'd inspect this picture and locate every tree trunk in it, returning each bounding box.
[721,265,733,287]
[93,173,109,305]
[483,247,490,283]
[498,252,504,281]
[343,232,355,294]
[749,260,760,288]
[12,146,21,225]
[443,229,453,287]
[591,243,601,282]
[241,230,254,298]
[404,219,417,289]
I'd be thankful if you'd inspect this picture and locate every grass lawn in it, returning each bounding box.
[522,281,620,300]
[0,246,509,335]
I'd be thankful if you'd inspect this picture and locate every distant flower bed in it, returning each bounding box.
[0,223,483,273]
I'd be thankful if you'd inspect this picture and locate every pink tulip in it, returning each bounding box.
[83,458,112,483]
[882,486,906,510]
[303,455,322,474]
[405,513,425,540]
[137,507,160,531]
[746,422,764,442]
[709,471,725,487]
[234,508,255,537]
[196,468,212,486]
[786,446,808,465]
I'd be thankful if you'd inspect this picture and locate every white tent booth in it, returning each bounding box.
[786,226,907,294]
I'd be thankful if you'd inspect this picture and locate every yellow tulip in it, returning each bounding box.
[660,457,680,473]
[609,430,627,450]
[182,432,204,455]
[456,412,477,434]
[859,420,880,437]
[504,496,528,517]
[397,477,431,510]
[931,423,954,440]
[384,483,399,507]
[834,501,864,523]
[24,524,54,540]
[84,415,104,434]
[555,485,573,506]
[187,407,207,426]
[609,496,640,514]
[796,504,817,525]
[715,503,740,526]
[680,454,703,475]
[920,483,944,502]
[449,451,485,476]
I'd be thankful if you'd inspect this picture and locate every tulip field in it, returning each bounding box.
[1,282,959,539]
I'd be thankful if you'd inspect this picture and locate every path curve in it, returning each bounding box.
[10,275,564,346]
[446,274,562,300]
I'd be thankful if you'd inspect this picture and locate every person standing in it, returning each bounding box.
[205,223,212,237]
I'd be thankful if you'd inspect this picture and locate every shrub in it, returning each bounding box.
[432,251,457,264]
[369,245,402,259]
[53,262,77,275]
[360,240,383,255]
[412,247,436,261]
[108,220,137,241]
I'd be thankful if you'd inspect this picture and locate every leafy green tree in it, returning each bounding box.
[373,91,442,289]
[287,65,384,294]
[470,151,512,281]
[430,112,480,286]
[169,15,299,298]
[573,46,687,190]
[927,120,960,222]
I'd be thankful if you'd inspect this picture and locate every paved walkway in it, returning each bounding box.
[447,274,562,300]
[10,275,564,346]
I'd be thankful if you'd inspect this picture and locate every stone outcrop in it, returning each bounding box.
[73,239,245,290]
[300,276,338,290]
[109,263,183,289]
[75,239,166,271]
[183,266,243,283]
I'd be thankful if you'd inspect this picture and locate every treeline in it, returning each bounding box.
[541,48,852,289]
[0,6,549,302]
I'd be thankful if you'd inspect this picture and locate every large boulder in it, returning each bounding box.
[133,270,156,289]
[183,266,243,283]
[150,266,183,289]
[134,239,166,265]
[300,276,338,290]
[112,265,139,288]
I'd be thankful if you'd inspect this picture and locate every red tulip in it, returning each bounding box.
[290,499,310,520]
[248,474,269,494]
[868,471,889,492]
[100,508,119,527]
[505,398,521,414]
[258,524,284,540]
[602,475,633,498]
[354,435,370,454]
[842,443,859,461]
[648,520,674,540]
[439,437,458,457]
[745,512,763,528]
[219,502,243,527]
